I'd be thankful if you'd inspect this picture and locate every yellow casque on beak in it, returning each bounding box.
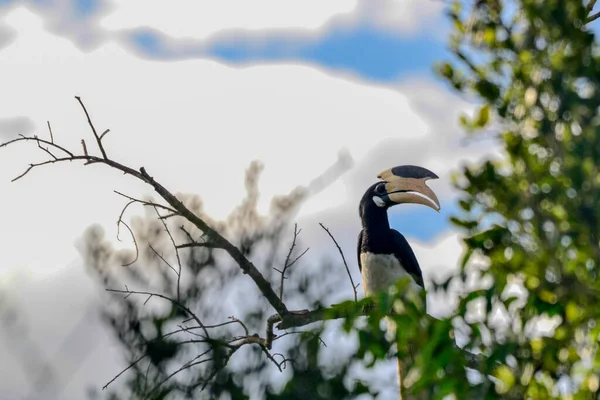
[378,168,441,212]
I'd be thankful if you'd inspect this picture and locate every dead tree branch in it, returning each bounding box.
[106,288,209,339]
[116,199,139,266]
[75,96,107,159]
[274,224,309,302]
[319,222,358,302]
[0,96,288,317]
[102,354,147,390]
[153,206,183,302]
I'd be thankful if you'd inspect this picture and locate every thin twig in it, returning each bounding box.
[106,287,209,338]
[176,242,219,249]
[1,134,73,157]
[586,0,597,15]
[148,353,215,396]
[158,212,179,220]
[113,190,178,215]
[153,206,183,302]
[102,354,147,390]
[273,330,327,347]
[116,199,139,266]
[149,244,178,276]
[75,96,108,159]
[119,220,139,267]
[46,121,54,143]
[37,140,57,160]
[179,226,196,242]
[228,316,249,336]
[319,223,358,302]
[278,224,299,301]
[587,11,600,23]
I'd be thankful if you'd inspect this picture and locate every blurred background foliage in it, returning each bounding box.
[89,0,600,398]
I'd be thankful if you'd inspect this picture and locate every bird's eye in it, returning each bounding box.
[375,183,386,193]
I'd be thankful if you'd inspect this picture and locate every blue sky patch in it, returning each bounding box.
[389,202,457,242]
[207,27,448,82]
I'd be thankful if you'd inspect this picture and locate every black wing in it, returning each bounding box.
[390,229,424,289]
[357,229,364,272]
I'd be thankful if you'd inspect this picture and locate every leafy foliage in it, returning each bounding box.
[434,0,600,398]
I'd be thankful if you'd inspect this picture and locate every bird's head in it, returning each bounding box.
[360,165,441,217]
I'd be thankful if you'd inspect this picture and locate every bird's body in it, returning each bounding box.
[358,233,424,296]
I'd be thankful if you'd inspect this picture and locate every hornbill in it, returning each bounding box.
[358,165,440,297]
[357,165,440,399]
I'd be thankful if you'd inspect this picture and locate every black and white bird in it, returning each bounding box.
[357,165,440,299]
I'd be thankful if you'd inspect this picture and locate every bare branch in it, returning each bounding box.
[1,134,73,157]
[106,288,209,339]
[179,226,195,242]
[586,0,597,15]
[113,190,178,215]
[116,199,140,266]
[2,99,289,317]
[46,121,54,143]
[138,166,290,316]
[75,96,108,159]
[275,306,353,330]
[149,244,178,276]
[177,225,219,249]
[103,354,147,390]
[158,212,179,220]
[147,331,285,396]
[100,129,110,141]
[81,139,88,156]
[154,206,183,302]
[273,330,327,348]
[228,316,249,337]
[147,351,215,396]
[587,11,600,23]
[278,224,300,301]
[265,314,280,350]
[319,223,358,302]
[37,139,57,160]
[176,242,220,249]
[119,220,139,267]
[287,248,309,270]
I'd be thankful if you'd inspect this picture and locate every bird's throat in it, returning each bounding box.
[361,203,391,234]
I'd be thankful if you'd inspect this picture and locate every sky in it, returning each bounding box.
[0,1,500,399]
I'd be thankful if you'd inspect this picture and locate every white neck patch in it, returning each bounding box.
[372,196,386,207]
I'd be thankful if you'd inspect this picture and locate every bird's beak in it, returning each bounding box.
[378,167,441,212]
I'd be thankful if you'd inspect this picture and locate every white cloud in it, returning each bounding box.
[0,0,112,49]
[100,0,442,42]
[357,0,444,36]
[100,0,359,39]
